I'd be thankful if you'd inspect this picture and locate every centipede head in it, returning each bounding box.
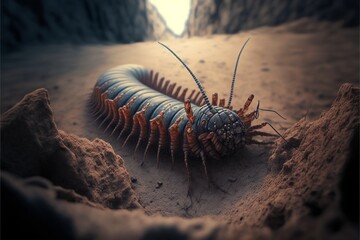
[196,105,246,155]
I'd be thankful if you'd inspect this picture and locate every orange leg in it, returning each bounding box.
[179,88,188,102]
[237,94,254,117]
[169,116,183,168]
[212,93,218,106]
[219,98,225,107]
[142,119,158,165]
[173,86,182,99]
[193,91,201,104]
[94,90,109,121]
[104,95,124,133]
[117,97,137,140]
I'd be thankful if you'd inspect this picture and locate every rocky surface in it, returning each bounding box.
[186,0,359,36]
[2,0,173,53]
[1,88,141,210]
[1,83,358,239]
[223,83,359,239]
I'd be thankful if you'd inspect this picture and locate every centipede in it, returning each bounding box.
[89,40,287,192]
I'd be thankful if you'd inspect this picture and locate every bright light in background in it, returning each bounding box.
[149,0,191,36]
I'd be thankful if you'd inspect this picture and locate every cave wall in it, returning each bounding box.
[1,0,173,53]
[186,0,359,36]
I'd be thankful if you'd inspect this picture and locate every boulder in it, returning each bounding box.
[1,88,141,209]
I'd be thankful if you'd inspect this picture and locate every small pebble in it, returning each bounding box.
[156,181,163,189]
[131,177,137,183]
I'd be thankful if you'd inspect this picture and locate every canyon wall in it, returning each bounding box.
[186,0,359,36]
[2,0,173,53]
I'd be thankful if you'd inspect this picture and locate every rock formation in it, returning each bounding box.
[146,1,176,39]
[1,88,141,210]
[1,84,358,239]
[224,83,359,239]
[2,0,173,53]
[186,0,359,36]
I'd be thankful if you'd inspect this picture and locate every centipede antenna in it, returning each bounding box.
[259,108,287,120]
[227,38,250,108]
[158,42,213,111]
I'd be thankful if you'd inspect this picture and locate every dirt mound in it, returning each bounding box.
[1,84,358,239]
[1,88,140,209]
[224,83,359,238]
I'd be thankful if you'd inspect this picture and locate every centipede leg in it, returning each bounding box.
[122,103,149,147]
[247,131,278,138]
[193,91,201,105]
[183,136,192,196]
[110,108,124,136]
[99,99,113,128]
[166,83,176,96]
[116,108,127,140]
[245,139,274,145]
[162,80,170,93]
[153,72,159,89]
[169,116,183,169]
[200,151,210,188]
[195,95,203,106]
[89,87,100,110]
[142,119,158,166]
[188,89,195,101]
[248,122,268,131]
[117,97,137,140]
[237,94,254,117]
[94,91,109,122]
[104,94,125,133]
[122,116,139,147]
[219,98,225,107]
[154,111,166,168]
[134,107,150,156]
[198,132,221,160]
[212,93,218,106]
[157,77,165,91]
[173,86,181,99]
[91,86,103,114]
[179,88,188,102]
[133,103,150,157]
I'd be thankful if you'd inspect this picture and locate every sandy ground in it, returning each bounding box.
[1,19,358,218]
